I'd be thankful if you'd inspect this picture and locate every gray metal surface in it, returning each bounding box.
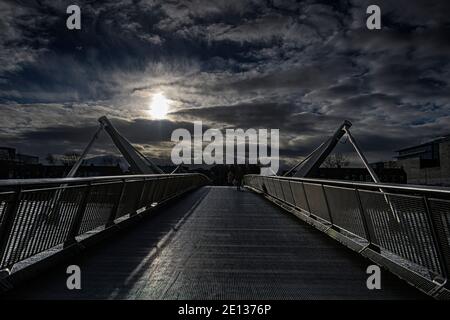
[293,120,351,178]
[245,175,450,298]
[5,187,425,299]
[0,174,209,271]
[98,116,163,174]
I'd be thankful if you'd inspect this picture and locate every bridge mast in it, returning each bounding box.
[98,116,164,174]
[291,120,352,178]
[287,120,382,184]
[65,116,164,178]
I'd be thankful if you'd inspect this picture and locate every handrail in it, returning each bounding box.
[244,174,450,299]
[0,173,210,188]
[246,174,450,195]
[0,173,210,273]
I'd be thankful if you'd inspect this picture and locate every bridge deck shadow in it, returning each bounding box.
[4,186,427,299]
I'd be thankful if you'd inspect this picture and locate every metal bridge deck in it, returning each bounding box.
[6,187,426,299]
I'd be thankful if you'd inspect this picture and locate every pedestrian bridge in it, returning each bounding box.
[0,173,449,299]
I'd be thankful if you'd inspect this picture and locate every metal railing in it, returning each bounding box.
[0,173,209,271]
[244,174,450,297]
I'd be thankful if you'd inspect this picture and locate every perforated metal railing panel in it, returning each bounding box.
[5,187,426,300]
[324,185,367,239]
[0,174,209,270]
[244,175,450,298]
[359,190,442,274]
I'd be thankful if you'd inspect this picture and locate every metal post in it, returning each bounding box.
[422,196,449,287]
[321,184,335,227]
[160,177,170,201]
[278,180,287,202]
[106,180,126,226]
[64,183,91,247]
[165,177,173,199]
[0,188,22,272]
[355,188,380,252]
[287,181,296,206]
[146,179,157,205]
[172,177,181,197]
[133,179,147,214]
[144,178,156,203]
[301,182,312,216]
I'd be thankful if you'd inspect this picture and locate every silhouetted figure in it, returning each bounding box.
[235,166,243,191]
[227,170,234,186]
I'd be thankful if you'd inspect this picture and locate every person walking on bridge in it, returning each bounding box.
[235,166,243,191]
[227,169,234,186]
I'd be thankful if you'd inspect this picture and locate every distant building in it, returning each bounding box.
[39,164,124,178]
[371,161,400,170]
[16,153,39,164]
[0,146,124,179]
[0,162,124,179]
[315,167,406,184]
[396,135,450,186]
[0,147,39,164]
[0,147,15,161]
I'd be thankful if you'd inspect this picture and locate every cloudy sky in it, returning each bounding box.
[1,0,449,168]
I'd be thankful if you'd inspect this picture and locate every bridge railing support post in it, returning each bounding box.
[106,179,126,227]
[301,182,312,216]
[64,183,91,248]
[354,188,380,253]
[132,178,147,215]
[173,176,182,197]
[321,184,335,227]
[0,187,22,273]
[142,178,156,207]
[422,196,449,289]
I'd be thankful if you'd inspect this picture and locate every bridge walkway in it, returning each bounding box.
[5,187,426,299]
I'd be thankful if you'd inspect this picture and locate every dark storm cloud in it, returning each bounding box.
[7,117,206,159]
[220,56,359,95]
[1,0,449,164]
[20,118,197,144]
[173,101,346,133]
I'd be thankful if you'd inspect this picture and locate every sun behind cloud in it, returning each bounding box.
[149,92,169,119]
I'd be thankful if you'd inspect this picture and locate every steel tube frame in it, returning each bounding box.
[0,173,209,271]
[422,196,449,287]
[245,174,450,296]
[0,188,22,274]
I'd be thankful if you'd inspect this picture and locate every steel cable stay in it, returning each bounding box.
[0,116,209,276]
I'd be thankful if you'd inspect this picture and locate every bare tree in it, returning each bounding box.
[45,153,56,165]
[61,152,80,166]
[322,153,350,168]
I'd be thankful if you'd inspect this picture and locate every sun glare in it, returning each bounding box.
[149,92,169,119]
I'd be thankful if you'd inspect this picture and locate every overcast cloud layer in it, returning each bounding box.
[1,0,449,167]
